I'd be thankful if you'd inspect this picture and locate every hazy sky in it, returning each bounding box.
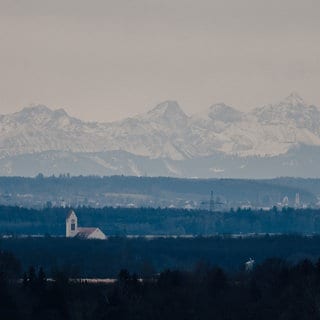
[0,0,319,121]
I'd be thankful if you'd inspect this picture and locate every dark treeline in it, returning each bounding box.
[2,205,320,235]
[2,249,320,319]
[2,235,320,277]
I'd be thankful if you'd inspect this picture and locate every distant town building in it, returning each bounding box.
[208,191,224,212]
[66,210,107,240]
[209,190,215,212]
[245,258,255,272]
[282,196,289,207]
[295,193,301,208]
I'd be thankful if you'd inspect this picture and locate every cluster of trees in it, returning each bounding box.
[2,248,320,319]
[2,205,320,235]
[2,235,320,278]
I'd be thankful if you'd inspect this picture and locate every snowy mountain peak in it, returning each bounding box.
[20,104,52,114]
[253,93,309,117]
[4,105,77,130]
[146,101,188,121]
[8,105,55,125]
[209,102,230,111]
[282,92,306,106]
[19,105,70,116]
[250,93,320,142]
[18,105,70,119]
[54,108,68,117]
[194,103,242,123]
[208,103,242,122]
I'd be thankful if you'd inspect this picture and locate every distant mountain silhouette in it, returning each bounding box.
[1,93,320,177]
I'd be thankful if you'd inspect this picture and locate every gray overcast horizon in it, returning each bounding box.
[0,0,319,122]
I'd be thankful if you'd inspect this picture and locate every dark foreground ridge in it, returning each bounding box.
[2,235,320,277]
[1,249,320,319]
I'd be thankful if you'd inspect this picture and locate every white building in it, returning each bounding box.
[66,210,107,240]
[245,258,255,272]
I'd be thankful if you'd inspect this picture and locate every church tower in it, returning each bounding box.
[66,209,78,237]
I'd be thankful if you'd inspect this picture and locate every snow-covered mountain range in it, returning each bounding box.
[1,93,320,177]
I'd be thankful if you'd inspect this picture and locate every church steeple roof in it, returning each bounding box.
[66,209,76,220]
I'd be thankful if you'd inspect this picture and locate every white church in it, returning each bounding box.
[66,210,107,240]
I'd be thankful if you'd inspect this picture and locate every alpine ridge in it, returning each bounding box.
[1,93,320,177]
